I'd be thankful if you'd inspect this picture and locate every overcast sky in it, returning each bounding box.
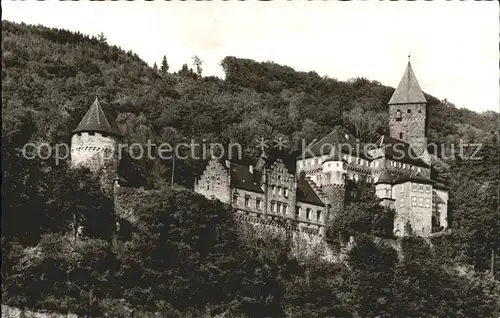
[3,1,499,112]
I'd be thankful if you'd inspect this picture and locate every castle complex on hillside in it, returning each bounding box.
[70,60,449,239]
[194,61,449,237]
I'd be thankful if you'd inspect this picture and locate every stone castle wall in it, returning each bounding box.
[235,213,340,262]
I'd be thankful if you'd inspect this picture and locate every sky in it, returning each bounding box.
[3,1,499,113]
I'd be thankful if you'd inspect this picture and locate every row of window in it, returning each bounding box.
[298,155,369,168]
[389,160,421,172]
[75,132,110,137]
[205,180,223,191]
[270,201,288,215]
[231,194,323,222]
[404,196,432,208]
[73,146,113,153]
[271,185,289,197]
[299,157,424,173]
[233,194,263,210]
[297,207,322,221]
[408,184,431,193]
[272,174,289,182]
[395,108,423,116]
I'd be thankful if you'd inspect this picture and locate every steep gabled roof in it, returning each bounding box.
[230,164,264,194]
[296,178,325,207]
[389,61,427,105]
[298,129,372,160]
[73,98,122,137]
[374,135,430,168]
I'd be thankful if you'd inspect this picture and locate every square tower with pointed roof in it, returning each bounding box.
[388,59,427,157]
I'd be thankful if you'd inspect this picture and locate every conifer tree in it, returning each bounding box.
[160,55,169,74]
[192,55,203,78]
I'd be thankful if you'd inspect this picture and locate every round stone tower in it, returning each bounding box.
[71,98,122,187]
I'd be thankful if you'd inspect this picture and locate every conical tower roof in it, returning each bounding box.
[73,98,122,137]
[388,60,427,105]
[375,169,393,185]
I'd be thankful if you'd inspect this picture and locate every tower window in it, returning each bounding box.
[418,109,422,113]
[306,208,311,220]
[399,132,403,139]
[407,109,411,113]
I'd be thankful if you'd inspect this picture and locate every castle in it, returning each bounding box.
[70,60,449,240]
[194,60,449,238]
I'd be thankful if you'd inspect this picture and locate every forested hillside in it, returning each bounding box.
[2,20,499,317]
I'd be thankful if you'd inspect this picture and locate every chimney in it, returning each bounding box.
[249,165,254,174]
[225,160,231,168]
